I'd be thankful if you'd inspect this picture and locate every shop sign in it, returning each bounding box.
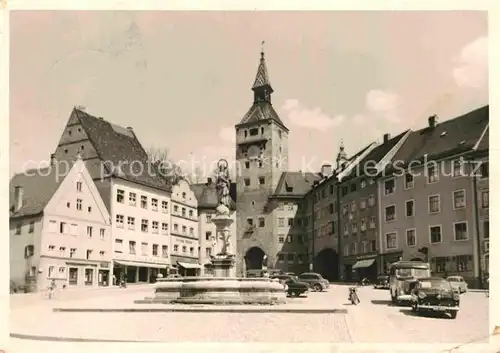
[356,254,377,261]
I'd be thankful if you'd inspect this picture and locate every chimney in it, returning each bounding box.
[14,186,23,212]
[207,177,212,185]
[320,164,333,177]
[50,153,56,166]
[428,115,438,128]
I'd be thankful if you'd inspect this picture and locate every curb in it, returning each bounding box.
[52,307,348,314]
[10,333,139,343]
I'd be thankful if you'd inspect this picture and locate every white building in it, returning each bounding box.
[9,158,112,292]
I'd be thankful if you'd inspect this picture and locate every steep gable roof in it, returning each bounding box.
[10,162,72,218]
[72,108,171,192]
[387,105,488,170]
[272,172,321,198]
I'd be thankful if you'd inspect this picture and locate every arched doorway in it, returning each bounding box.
[245,247,265,270]
[313,248,339,281]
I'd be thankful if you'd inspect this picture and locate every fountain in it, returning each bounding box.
[140,159,285,305]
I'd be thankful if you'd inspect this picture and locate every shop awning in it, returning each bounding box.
[352,259,376,269]
[177,261,203,269]
[114,260,168,269]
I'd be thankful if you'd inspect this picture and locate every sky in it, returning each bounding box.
[10,11,488,179]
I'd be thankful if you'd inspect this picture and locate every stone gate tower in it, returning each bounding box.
[235,49,289,274]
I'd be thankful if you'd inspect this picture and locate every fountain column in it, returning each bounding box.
[210,204,236,278]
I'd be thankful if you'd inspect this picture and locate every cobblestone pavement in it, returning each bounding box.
[9,284,490,344]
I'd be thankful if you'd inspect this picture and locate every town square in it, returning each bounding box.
[6,8,496,352]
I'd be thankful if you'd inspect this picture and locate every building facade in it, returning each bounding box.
[10,159,112,291]
[170,179,201,276]
[378,108,489,286]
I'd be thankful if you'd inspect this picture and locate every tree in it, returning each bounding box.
[146,147,184,184]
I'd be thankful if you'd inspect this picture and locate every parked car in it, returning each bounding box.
[410,277,460,319]
[446,276,468,293]
[297,272,329,291]
[284,277,309,297]
[374,275,390,289]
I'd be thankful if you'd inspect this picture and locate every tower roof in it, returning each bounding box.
[252,51,273,91]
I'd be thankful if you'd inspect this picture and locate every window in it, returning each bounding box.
[182,225,187,234]
[360,180,366,189]
[141,196,148,209]
[152,244,159,256]
[362,241,368,253]
[405,200,414,217]
[360,199,366,210]
[350,183,357,192]
[352,222,358,233]
[368,195,375,206]
[342,187,348,196]
[88,206,92,213]
[250,128,259,136]
[385,205,396,222]
[369,216,376,229]
[69,223,78,236]
[127,216,135,230]
[75,198,83,211]
[189,227,194,236]
[117,189,125,203]
[370,240,376,252]
[350,243,357,255]
[48,245,55,251]
[360,218,366,231]
[427,165,439,183]
[70,248,76,257]
[86,226,93,238]
[162,223,169,234]
[287,253,294,263]
[162,245,168,257]
[452,160,463,177]
[141,219,148,232]
[115,214,124,228]
[484,221,489,239]
[244,178,250,186]
[288,218,294,227]
[206,214,212,223]
[48,266,55,278]
[404,173,414,189]
[162,200,169,213]
[173,245,179,252]
[173,205,179,213]
[182,192,187,199]
[428,195,440,213]
[141,242,148,256]
[14,223,22,235]
[152,198,158,211]
[278,234,285,243]
[182,208,186,217]
[86,249,92,260]
[205,231,212,241]
[189,210,194,218]
[454,222,468,241]
[278,218,284,227]
[59,222,67,234]
[480,162,489,178]
[245,161,250,169]
[100,228,105,240]
[351,201,357,212]
[482,191,489,208]
[430,225,442,243]
[278,253,285,262]
[455,255,469,272]
[287,235,293,243]
[435,257,446,272]
[58,267,66,277]
[386,232,397,249]
[329,184,335,194]
[342,205,348,215]
[406,229,416,247]
[259,177,265,185]
[453,190,466,209]
[182,246,186,253]
[59,246,66,255]
[152,221,159,234]
[384,179,395,195]
[189,247,194,255]
[129,192,137,206]
[343,224,349,236]
[85,268,93,286]
[76,182,82,192]
[259,217,265,227]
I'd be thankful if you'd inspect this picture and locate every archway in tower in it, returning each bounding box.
[245,247,266,271]
[313,248,339,281]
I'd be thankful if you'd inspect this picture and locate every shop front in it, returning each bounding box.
[113,259,168,284]
[342,256,357,282]
[170,255,202,277]
[380,251,403,275]
[352,254,378,281]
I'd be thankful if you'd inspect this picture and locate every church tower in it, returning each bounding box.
[235,47,289,274]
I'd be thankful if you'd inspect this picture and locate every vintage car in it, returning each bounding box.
[284,277,309,297]
[297,272,330,292]
[374,275,390,289]
[446,276,468,294]
[410,277,460,319]
[271,274,297,286]
[389,261,431,305]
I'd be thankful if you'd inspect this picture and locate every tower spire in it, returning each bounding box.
[252,41,273,103]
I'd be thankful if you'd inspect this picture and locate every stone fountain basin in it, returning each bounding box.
[141,277,286,305]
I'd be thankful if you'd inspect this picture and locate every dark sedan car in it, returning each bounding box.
[374,275,389,289]
[297,272,329,291]
[410,277,460,319]
[284,278,309,297]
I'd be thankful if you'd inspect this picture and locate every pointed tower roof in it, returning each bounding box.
[236,44,288,131]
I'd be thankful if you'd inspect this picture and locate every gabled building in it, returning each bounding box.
[378,106,489,287]
[190,178,237,274]
[9,158,112,291]
[53,108,172,284]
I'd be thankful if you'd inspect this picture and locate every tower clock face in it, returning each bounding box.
[247,145,260,159]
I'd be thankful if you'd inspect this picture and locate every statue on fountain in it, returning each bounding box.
[216,159,231,210]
